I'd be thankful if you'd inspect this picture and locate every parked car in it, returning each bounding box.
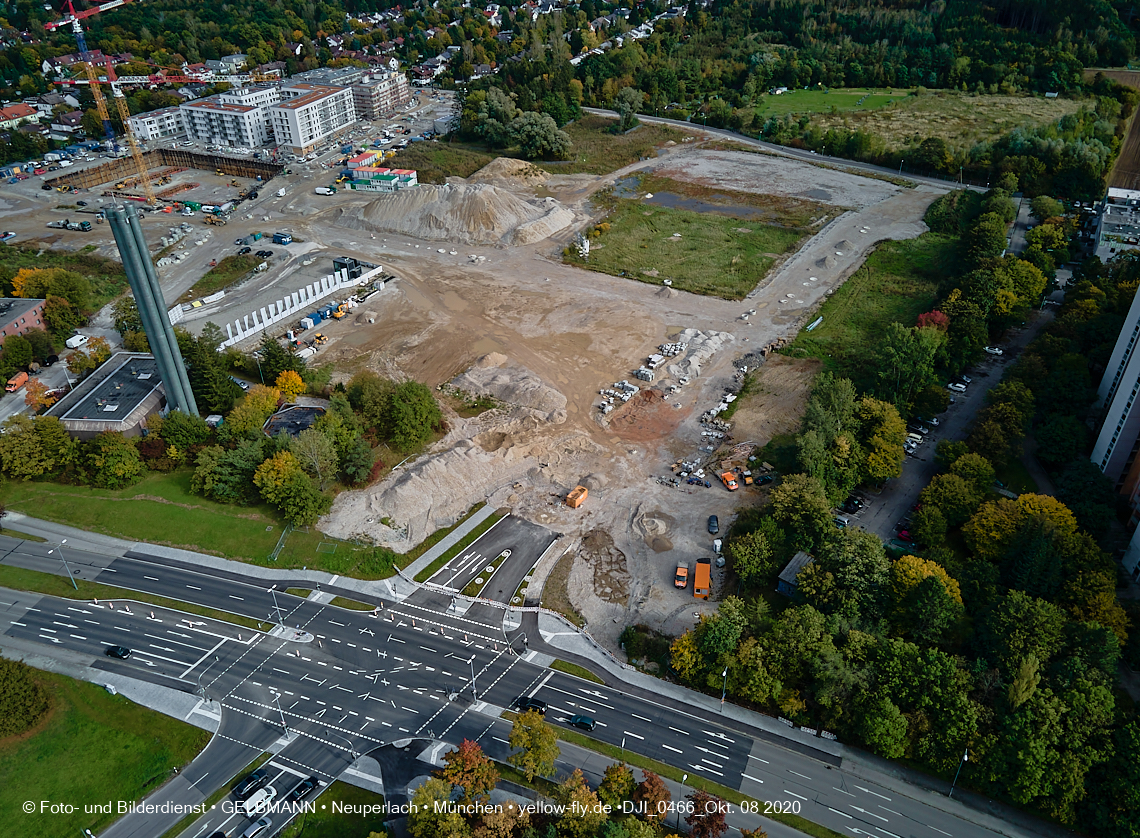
[284,776,321,804]
[897,531,914,543]
[947,382,967,393]
[229,376,250,391]
[76,200,87,206]
[256,249,273,257]
[955,374,973,385]
[984,346,1004,355]
[707,515,719,534]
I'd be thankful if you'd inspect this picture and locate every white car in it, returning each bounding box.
[240,786,277,815]
[241,817,273,838]
[984,346,1003,355]
[947,382,967,393]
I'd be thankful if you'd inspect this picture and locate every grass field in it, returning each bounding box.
[756,87,908,118]
[278,781,387,838]
[0,242,128,311]
[567,201,804,299]
[0,670,210,838]
[384,143,495,183]
[179,253,260,302]
[550,659,604,684]
[807,90,1084,149]
[785,233,957,388]
[543,114,689,175]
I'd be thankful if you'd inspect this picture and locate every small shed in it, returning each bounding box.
[777,551,815,598]
[566,485,588,508]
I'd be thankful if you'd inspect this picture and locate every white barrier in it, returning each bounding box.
[218,264,386,348]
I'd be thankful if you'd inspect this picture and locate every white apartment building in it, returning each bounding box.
[178,85,282,147]
[351,71,411,120]
[269,84,356,155]
[126,105,185,141]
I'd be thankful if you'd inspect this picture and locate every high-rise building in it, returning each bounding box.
[269,83,356,155]
[352,71,411,120]
[105,203,198,418]
[179,85,282,147]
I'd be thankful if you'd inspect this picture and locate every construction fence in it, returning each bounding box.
[44,149,283,192]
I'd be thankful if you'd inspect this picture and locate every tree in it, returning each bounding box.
[22,329,53,363]
[340,437,374,485]
[1061,572,1131,645]
[199,321,225,352]
[160,410,211,451]
[557,768,607,838]
[253,450,330,526]
[670,630,703,683]
[473,800,529,838]
[0,414,49,479]
[407,777,469,838]
[0,657,51,738]
[384,381,442,451]
[632,770,670,822]
[1007,654,1041,708]
[476,87,521,146]
[968,212,1009,262]
[224,385,280,438]
[1080,721,1140,838]
[111,297,143,335]
[980,591,1067,671]
[1035,414,1088,468]
[901,574,961,646]
[437,739,498,802]
[2,334,32,370]
[1030,195,1063,221]
[275,369,305,401]
[256,334,304,382]
[857,397,907,483]
[920,473,982,527]
[509,110,572,160]
[23,378,55,412]
[768,474,833,552]
[615,86,643,130]
[507,709,559,781]
[875,323,943,408]
[84,431,145,489]
[854,691,908,758]
[890,554,962,606]
[727,528,775,586]
[191,440,266,505]
[597,762,635,809]
[685,790,728,838]
[290,427,339,490]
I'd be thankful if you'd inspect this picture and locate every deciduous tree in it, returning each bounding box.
[84,431,145,489]
[685,790,728,838]
[597,762,635,809]
[275,369,305,401]
[437,739,498,802]
[632,770,670,822]
[507,709,559,781]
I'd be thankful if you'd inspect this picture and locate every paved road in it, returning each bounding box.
[423,515,559,603]
[0,535,1055,838]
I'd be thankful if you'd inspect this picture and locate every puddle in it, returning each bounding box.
[612,174,643,198]
[471,337,503,355]
[442,290,467,312]
[644,191,774,221]
[401,284,433,311]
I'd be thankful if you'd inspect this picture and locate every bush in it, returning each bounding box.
[0,658,50,737]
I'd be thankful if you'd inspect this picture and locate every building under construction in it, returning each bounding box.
[44,148,283,194]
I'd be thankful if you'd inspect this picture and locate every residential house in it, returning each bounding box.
[0,103,38,130]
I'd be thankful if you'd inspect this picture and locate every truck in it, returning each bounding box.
[720,471,739,491]
[693,558,711,599]
[204,215,226,226]
[5,371,28,392]
[272,233,292,245]
[65,334,88,349]
[674,563,688,589]
[314,186,336,196]
[46,219,68,229]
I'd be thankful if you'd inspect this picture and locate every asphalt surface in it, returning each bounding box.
[0,534,1049,838]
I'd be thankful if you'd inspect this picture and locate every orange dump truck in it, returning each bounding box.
[720,471,738,491]
[693,558,711,599]
[566,485,588,508]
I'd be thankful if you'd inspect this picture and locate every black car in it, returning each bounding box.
[233,768,270,800]
[238,246,252,255]
[514,696,547,715]
[568,714,596,731]
[284,776,321,803]
[77,200,88,206]
[707,515,719,535]
[105,645,131,659]
[256,249,273,258]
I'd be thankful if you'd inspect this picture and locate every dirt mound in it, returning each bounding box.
[329,183,572,246]
[656,286,678,298]
[608,388,687,441]
[452,354,568,422]
[468,157,550,186]
[817,254,836,268]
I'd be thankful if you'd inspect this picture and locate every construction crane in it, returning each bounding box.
[46,0,156,205]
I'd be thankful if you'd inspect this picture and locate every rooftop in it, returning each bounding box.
[0,297,46,325]
[52,354,162,422]
[182,98,256,114]
[263,404,326,437]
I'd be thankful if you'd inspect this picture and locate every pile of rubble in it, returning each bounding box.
[598,380,641,414]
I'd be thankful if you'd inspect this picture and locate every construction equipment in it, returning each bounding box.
[204,215,227,226]
[566,485,588,508]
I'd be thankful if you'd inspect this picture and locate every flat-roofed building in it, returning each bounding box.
[0,298,47,338]
[351,71,411,120]
[126,105,185,141]
[270,84,356,156]
[178,85,281,147]
[45,353,166,439]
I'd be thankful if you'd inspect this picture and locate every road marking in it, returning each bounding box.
[784,791,808,801]
[420,646,438,653]
[850,806,888,823]
[177,637,227,679]
[631,713,651,722]
[669,726,689,735]
[742,773,764,784]
[826,807,852,819]
[855,786,891,801]
[788,770,811,780]
[229,595,244,601]
[9,621,25,626]
[702,730,735,743]
[70,634,87,640]
[747,754,769,764]
[402,706,418,714]
[926,826,951,837]
[689,764,723,777]
[143,576,160,581]
[329,620,346,627]
[528,671,553,698]
[623,731,644,740]
[661,744,683,754]
[186,585,201,590]
[832,786,856,797]
[699,758,722,768]
[880,806,902,817]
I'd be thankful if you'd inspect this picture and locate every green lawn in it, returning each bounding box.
[278,781,387,838]
[755,87,907,118]
[384,144,495,184]
[179,254,260,302]
[550,659,604,684]
[0,670,210,838]
[785,233,958,389]
[567,201,804,299]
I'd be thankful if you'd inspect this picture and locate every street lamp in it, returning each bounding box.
[268,584,284,624]
[197,655,220,704]
[948,748,968,797]
[898,159,905,176]
[47,539,77,590]
[469,655,478,701]
[271,690,288,734]
[327,729,359,760]
[720,667,728,705]
[676,774,688,829]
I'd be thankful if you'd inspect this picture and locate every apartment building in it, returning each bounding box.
[351,70,411,120]
[269,84,356,155]
[178,85,281,147]
[126,105,185,141]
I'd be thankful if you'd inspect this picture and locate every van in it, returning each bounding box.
[65,334,88,349]
[834,515,850,528]
[693,558,712,599]
[240,785,277,815]
[906,433,923,444]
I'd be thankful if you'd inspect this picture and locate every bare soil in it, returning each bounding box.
[727,355,822,446]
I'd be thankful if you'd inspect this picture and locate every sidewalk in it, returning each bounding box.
[400,504,500,580]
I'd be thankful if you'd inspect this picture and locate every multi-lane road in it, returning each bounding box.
[0,527,1053,838]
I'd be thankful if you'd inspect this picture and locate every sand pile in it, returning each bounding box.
[330,183,573,246]
[468,157,549,186]
[664,328,735,379]
[817,254,836,268]
[451,353,568,422]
